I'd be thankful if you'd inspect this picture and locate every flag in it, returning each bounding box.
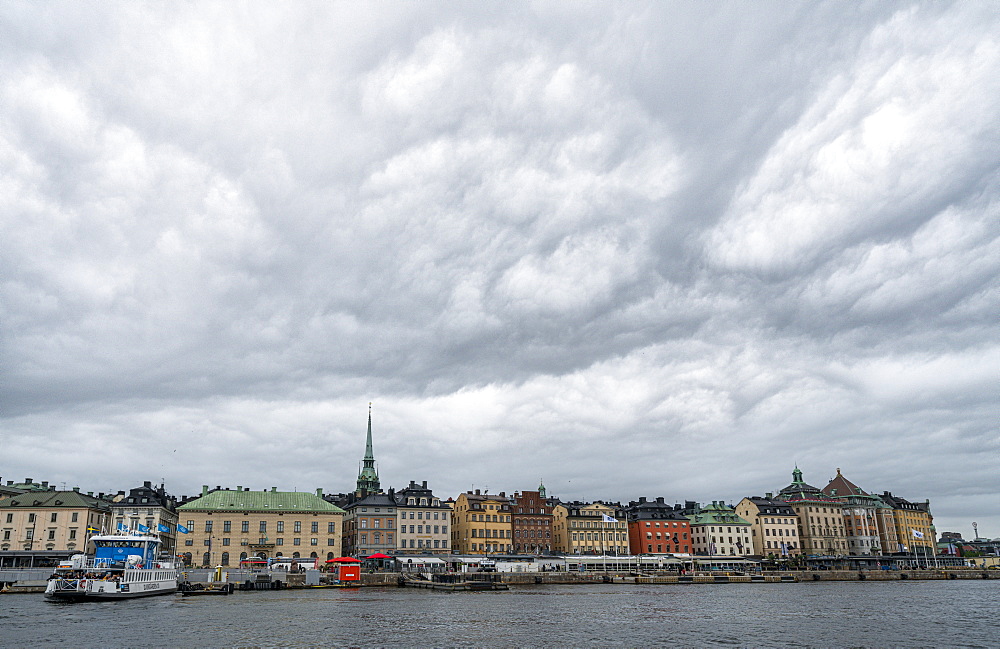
[87,526,100,534]
[602,514,618,523]
[177,524,190,534]
[780,542,788,557]
[158,524,170,533]
[137,524,150,533]
[911,529,924,539]
[117,522,129,532]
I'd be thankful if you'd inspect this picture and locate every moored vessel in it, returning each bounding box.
[44,532,177,600]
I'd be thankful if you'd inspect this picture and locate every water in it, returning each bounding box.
[1,581,997,648]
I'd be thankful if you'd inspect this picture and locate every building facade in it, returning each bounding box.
[552,501,628,555]
[450,490,513,554]
[777,468,847,556]
[394,481,451,554]
[511,487,553,555]
[109,481,179,559]
[734,496,800,558]
[683,501,754,557]
[880,491,935,554]
[0,489,112,567]
[341,492,397,558]
[625,497,692,555]
[176,486,345,567]
[821,469,884,555]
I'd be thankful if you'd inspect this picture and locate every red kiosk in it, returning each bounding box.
[326,556,362,582]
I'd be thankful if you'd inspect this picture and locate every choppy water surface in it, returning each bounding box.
[2,580,997,648]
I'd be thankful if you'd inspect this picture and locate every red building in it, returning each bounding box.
[511,487,553,554]
[625,497,691,555]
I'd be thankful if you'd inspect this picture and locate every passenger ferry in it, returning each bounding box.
[44,531,177,600]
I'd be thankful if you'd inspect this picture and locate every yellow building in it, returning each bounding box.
[450,490,513,554]
[176,486,344,567]
[880,491,934,553]
[552,501,627,555]
[735,496,801,558]
[0,489,112,566]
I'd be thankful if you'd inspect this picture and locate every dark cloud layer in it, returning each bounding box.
[1,2,997,538]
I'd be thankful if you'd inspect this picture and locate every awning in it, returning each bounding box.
[399,557,445,565]
[326,557,361,563]
[365,553,393,559]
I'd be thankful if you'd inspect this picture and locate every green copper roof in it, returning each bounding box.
[0,490,110,510]
[178,490,344,513]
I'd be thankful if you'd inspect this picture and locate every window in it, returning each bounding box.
[260,521,267,533]
[71,513,78,522]
[185,539,193,546]
[69,529,77,540]
[294,521,301,533]
[293,538,301,546]
[5,513,11,523]
[224,521,231,532]
[28,514,36,523]
[310,538,318,546]
[205,521,213,532]
[328,538,335,546]
[48,530,56,540]
[50,513,57,523]
[276,538,283,546]
[222,538,230,546]
[241,521,249,533]
[221,552,230,566]
[328,522,336,534]
[311,522,318,534]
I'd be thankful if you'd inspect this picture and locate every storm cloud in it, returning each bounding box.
[1,2,997,537]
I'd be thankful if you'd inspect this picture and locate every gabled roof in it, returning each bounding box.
[822,469,870,499]
[178,490,344,513]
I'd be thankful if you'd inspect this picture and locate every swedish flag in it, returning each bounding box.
[87,526,100,534]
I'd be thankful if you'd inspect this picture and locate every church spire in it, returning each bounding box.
[356,402,381,495]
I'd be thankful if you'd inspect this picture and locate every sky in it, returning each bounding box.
[1,2,997,541]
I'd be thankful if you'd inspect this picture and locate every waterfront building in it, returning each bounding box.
[552,501,628,555]
[451,490,514,554]
[682,501,754,557]
[624,497,691,555]
[880,491,935,554]
[511,486,553,554]
[0,488,112,567]
[109,481,179,559]
[821,469,883,555]
[734,495,800,558]
[776,467,848,556]
[393,481,451,554]
[341,491,397,558]
[176,486,344,567]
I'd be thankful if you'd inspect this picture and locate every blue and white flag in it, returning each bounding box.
[117,522,129,532]
[137,524,150,533]
[912,529,924,539]
[177,524,190,534]
[158,524,170,533]
[602,514,618,523]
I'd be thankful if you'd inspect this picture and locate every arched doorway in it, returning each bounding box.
[221,552,230,566]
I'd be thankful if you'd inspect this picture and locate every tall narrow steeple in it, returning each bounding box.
[356,403,381,494]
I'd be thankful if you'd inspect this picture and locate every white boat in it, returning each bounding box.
[44,532,177,600]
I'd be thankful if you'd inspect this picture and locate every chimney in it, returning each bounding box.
[272,487,277,492]
[244,487,249,492]
[87,491,93,496]
[500,492,506,497]
[656,497,664,504]
[237,486,242,492]
[475,489,480,495]
[72,486,80,492]
[316,488,323,497]
[201,485,209,496]
[144,481,152,488]
[422,480,427,488]
[41,481,48,488]
[25,478,33,484]
[765,492,773,500]
[638,497,646,503]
